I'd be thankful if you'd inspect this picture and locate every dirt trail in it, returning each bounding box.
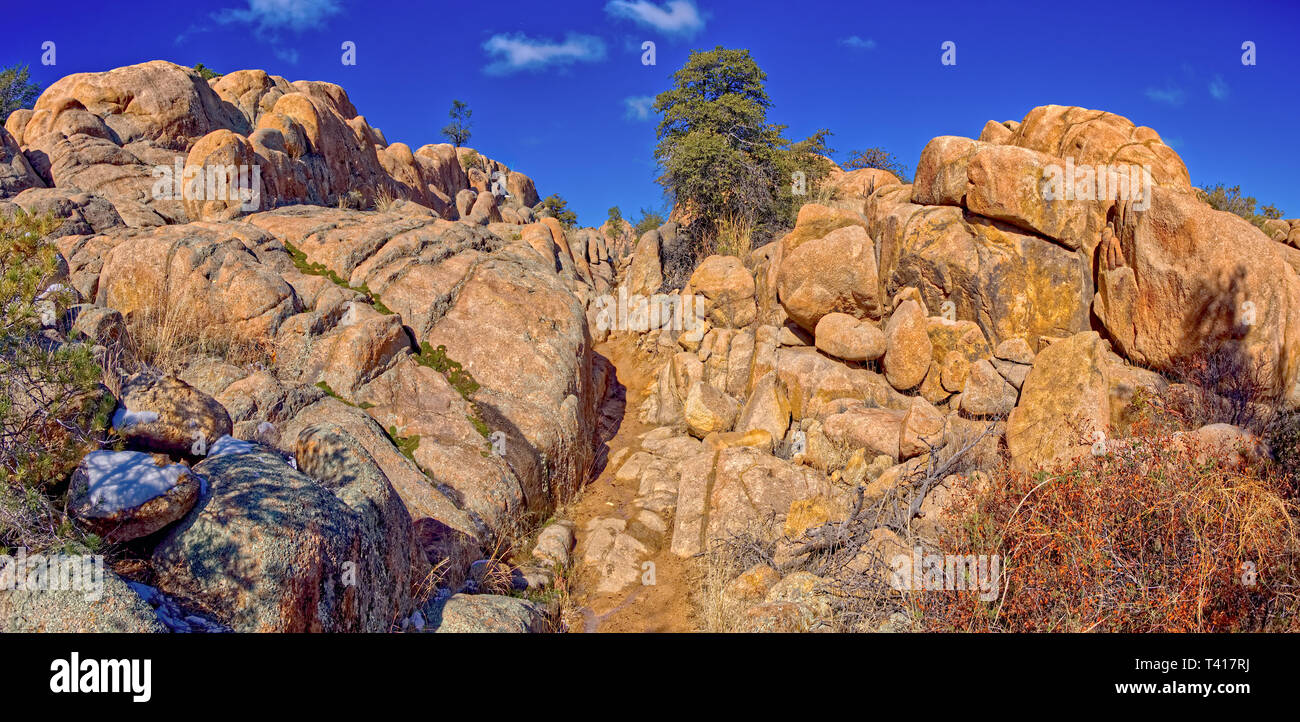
[563,334,699,633]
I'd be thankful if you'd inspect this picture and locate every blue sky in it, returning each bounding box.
[6,0,1299,224]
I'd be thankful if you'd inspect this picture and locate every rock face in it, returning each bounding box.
[814,312,886,362]
[5,61,538,224]
[1093,188,1300,406]
[17,59,1300,636]
[0,126,44,196]
[423,593,549,633]
[672,447,846,558]
[0,568,166,633]
[1005,332,1112,470]
[151,430,422,633]
[883,300,932,391]
[626,229,663,296]
[688,255,756,328]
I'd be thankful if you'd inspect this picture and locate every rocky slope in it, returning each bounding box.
[562,105,1298,631]
[2,62,1295,632]
[1,62,627,633]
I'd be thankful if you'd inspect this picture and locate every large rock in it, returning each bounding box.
[688,255,756,328]
[1006,105,1191,192]
[965,143,1108,251]
[67,450,201,543]
[1006,332,1111,470]
[735,371,791,441]
[911,135,984,206]
[959,359,1019,417]
[1094,187,1300,407]
[277,396,484,572]
[0,126,44,196]
[626,229,663,296]
[684,381,740,438]
[823,406,907,461]
[919,317,991,403]
[91,222,300,342]
[883,300,932,391]
[777,223,881,332]
[775,346,909,420]
[13,60,542,222]
[0,567,165,633]
[423,593,549,633]
[882,206,1090,349]
[151,431,423,632]
[113,374,233,456]
[672,447,844,557]
[814,312,886,361]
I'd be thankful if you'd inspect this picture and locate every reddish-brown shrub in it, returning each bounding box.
[919,428,1300,632]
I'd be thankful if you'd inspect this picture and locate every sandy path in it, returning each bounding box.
[564,334,699,633]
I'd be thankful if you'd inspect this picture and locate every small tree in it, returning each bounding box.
[842,147,911,182]
[442,99,473,148]
[605,206,624,240]
[0,64,41,120]
[632,207,665,236]
[192,63,221,81]
[535,194,577,229]
[0,211,110,490]
[653,46,833,262]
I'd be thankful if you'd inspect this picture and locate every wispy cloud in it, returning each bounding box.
[604,0,707,37]
[624,96,655,121]
[1145,84,1186,106]
[212,0,342,35]
[1209,74,1229,101]
[482,33,607,75]
[840,36,876,50]
[178,0,342,44]
[274,47,300,64]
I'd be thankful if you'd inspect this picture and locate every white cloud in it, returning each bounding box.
[482,33,607,75]
[1145,85,1186,106]
[624,96,655,121]
[604,0,707,37]
[1209,74,1229,101]
[213,0,342,35]
[840,36,876,50]
[274,47,300,64]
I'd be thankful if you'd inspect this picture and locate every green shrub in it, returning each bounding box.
[1199,183,1286,231]
[442,99,472,148]
[841,147,911,182]
[535,194,577,229]
[632,208,665,237]
[1,211,110,553]
[605,206,624,240]
[192,63,221,81]
[0,64,41,119]
[0,211,108,489]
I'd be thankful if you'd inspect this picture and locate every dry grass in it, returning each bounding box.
[697,527,778,632]
[703,212,754,261]
[374,186,399,213]
[122,283,275,376]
